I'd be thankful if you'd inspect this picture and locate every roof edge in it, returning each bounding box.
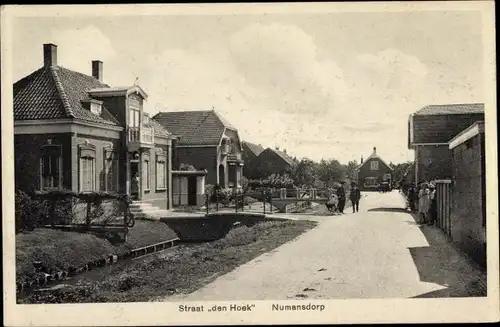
[49,66,75,118]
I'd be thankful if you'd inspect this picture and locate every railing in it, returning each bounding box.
[128,127,154,144]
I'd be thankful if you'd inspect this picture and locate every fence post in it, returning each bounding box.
[85,199,92,229]
[262,190,266,215]
[205,194,209,214]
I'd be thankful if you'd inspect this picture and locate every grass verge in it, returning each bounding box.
[16,220,178,283]
[19,219,317,303]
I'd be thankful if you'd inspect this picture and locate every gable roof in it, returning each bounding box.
[261,148,297,167]
[243,141,265,156]
[14,65,119,126]
[153,110,236,146]
[357,149,393,171]
[414,103,484,116]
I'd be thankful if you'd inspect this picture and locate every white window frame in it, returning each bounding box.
[39,143,63,191]
[155,149,167,191]
[144,152,151,192]
[79,143,97,193]
[370,160,379,171]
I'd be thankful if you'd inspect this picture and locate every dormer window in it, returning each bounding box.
[90,102,102,115]
[82,99,103,116]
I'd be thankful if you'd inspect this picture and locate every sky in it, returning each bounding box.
[11,9,484,165]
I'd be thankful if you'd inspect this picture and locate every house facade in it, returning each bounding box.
[356,147,393,190]
[154,110,244,189]
[408,103,484,185]
[448,121,486,268]
[241,141,265,179]
[257,147,296,177]
[14,43,175,210]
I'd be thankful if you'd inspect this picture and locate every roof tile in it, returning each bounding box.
[414,103,484,116]
[153,110,233,145]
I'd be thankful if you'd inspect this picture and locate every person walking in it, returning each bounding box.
[408,186,415,211]
[418,183,431,224]
[350,182,361,213]
[337,181,346,214]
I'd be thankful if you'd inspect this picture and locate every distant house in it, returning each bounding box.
[356,147,393,190]
[257,147,297,177]
[408,103,484,184]
[241,141,265,179]
[14,43,175,211]
[153,110,244,189]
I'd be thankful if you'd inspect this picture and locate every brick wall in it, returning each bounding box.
[176,147,218,185]
[357,158,392,190]
[141,144,171,210]
[416,144,453,182]
[450,133,486,268]
[71,134,120,193]
[15,133,73,192]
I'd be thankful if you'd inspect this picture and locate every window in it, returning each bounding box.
[370,160,379,171]
[40,141,62,190]
[156,150,167,190]
[90,102,102,115]
[79,143,96,192]
[129,109,140,128]
[364,177,378,186]
[143,152,150,191]
[104,148,118,192]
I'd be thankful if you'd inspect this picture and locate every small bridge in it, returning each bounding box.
[270,188,334,213]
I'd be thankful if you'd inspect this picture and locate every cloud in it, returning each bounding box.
[228,23,349,116]
[50,25,117,73]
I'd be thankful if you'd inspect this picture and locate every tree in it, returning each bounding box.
[290,158,318,187]
[390,161,413,183]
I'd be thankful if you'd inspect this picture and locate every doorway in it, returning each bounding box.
[130,162,139,200]
[187,176,197,206]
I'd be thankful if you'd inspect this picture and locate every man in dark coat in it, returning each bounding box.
[350,182,361,213]
[337,181,346,214]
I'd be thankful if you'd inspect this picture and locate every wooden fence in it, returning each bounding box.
[435,179,452,236]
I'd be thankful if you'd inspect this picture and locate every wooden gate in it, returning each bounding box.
[435,179,452,236]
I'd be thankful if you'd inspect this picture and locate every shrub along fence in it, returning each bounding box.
[15,190,134,241]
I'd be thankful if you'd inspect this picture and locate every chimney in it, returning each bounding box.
[92,60,103,82]
[373,147,377,154]
[43,43,57,67]
[361,156,364,164]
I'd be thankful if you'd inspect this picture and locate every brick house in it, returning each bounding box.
[153,110,244,189]
[241,141,265,179]
[257,147,297,177]
[408,103,484,185]
[14,43,175,211]
[448,121,486,268]
[356,147,393,190]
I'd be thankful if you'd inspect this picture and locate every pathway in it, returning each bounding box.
[166,191,487,300]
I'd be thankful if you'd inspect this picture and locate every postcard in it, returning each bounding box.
[2,2,498,326]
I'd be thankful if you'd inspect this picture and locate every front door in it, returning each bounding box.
[130,162,139,200]
[187,176,197,206]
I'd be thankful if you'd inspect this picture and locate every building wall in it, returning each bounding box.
[450,133,486,268]
[176,146,218,186]
[71,133,121,193]
[242,148,260,179]
[172,175,206,206]
[140,143,172,210]
[99,96,128,126]
[357,158,392,190]
[15,133,73,192]
[415,144,452,183]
